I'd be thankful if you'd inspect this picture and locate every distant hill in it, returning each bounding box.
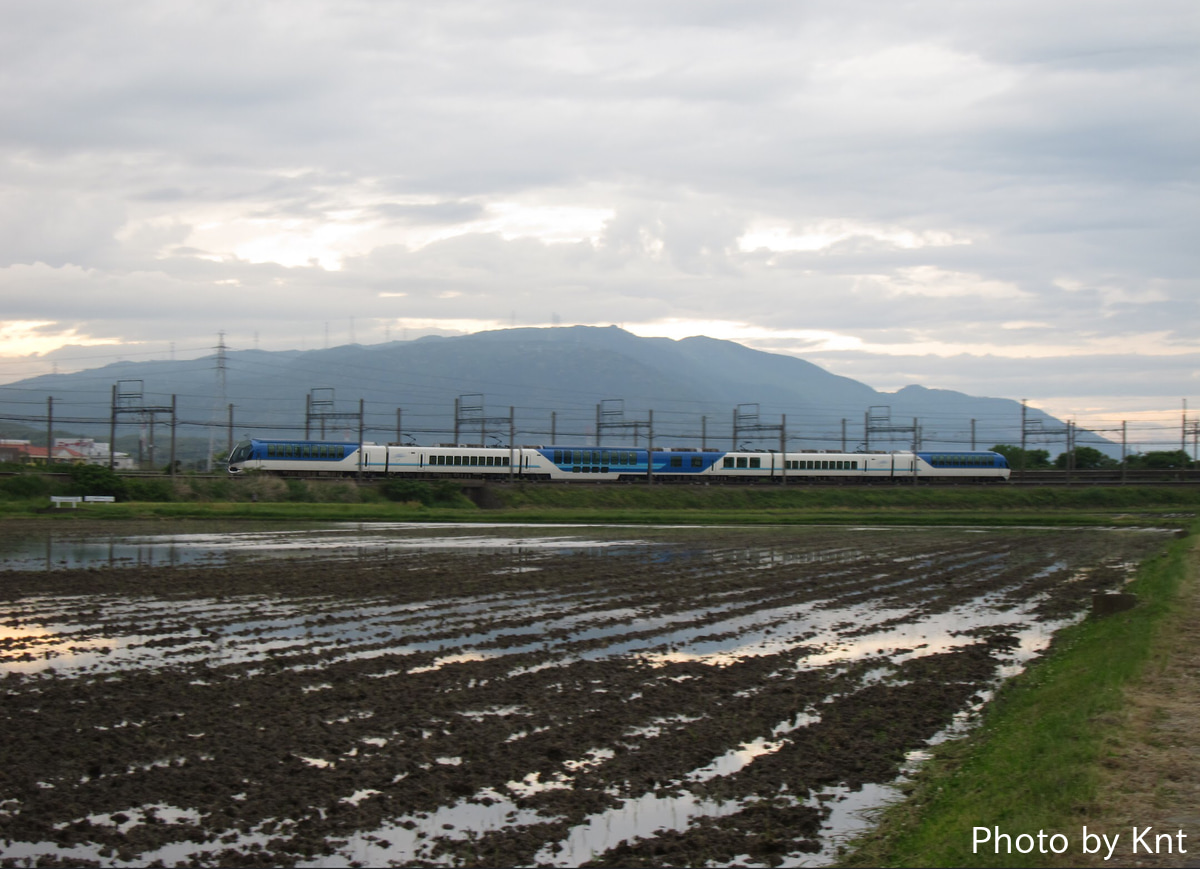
[0,326,1090,455]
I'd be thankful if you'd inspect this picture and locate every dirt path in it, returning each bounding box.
[1082,538,1200,868]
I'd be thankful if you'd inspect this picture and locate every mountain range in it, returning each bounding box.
[1,326,1085,455]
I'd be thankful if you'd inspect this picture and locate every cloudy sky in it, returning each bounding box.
[1,0,1196,433]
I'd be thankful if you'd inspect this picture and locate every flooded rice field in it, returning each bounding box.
[0,521,1170,867]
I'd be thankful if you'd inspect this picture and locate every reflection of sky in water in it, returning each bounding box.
[0,522,658,571]
[0,524,1169,867]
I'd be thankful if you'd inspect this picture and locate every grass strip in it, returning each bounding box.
[0,500,1191,528]
[838,523,1196,868]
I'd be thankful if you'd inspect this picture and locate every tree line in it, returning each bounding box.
[991,445,1194,471]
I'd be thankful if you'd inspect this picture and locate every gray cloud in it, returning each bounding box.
[0,0,1195,426]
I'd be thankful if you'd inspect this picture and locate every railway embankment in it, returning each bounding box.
[6,469,1200,525]
[838,520,1200,868]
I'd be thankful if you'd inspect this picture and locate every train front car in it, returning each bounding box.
[914,450,1011,482]
[226,439,367,475]
[227,439,257,474]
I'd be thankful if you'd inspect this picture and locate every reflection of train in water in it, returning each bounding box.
[227,439,1011,483]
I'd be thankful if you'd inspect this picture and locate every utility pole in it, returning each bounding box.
[46,397,53,467]
[1121,421,1127,485]
[1020,400,1028,475]
[646,410,654,485]
[780,414,787,487]
[207,331,227,472]
[357,399,365,482]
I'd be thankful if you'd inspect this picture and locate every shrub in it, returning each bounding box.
[381,479,435,504]
[0,473,51,499]
[66,463,128,499]
[285,479,313,502]
[380,479,473,507]
[124,478,175,502]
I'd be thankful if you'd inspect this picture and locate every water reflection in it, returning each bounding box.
[0,523,656,572]
[0,523,1174,867]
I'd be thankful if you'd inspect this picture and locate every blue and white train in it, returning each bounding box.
[227,439,1010,482]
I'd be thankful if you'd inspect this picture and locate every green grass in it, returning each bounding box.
[489,482,1200,512]
[2,482,1198,527]
[838,522,1196,868]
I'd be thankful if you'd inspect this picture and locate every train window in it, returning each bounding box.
[565,450,573,464]
[502,456,509,466]
[691,456,702,468]
[724,457,734,468]
[554,450,563,463]
[736,457,747,468]
[851,461,858,469]
[750,457,761,469]
[670,456,683,468]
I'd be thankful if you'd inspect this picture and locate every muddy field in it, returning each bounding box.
[0,522,1171,867]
